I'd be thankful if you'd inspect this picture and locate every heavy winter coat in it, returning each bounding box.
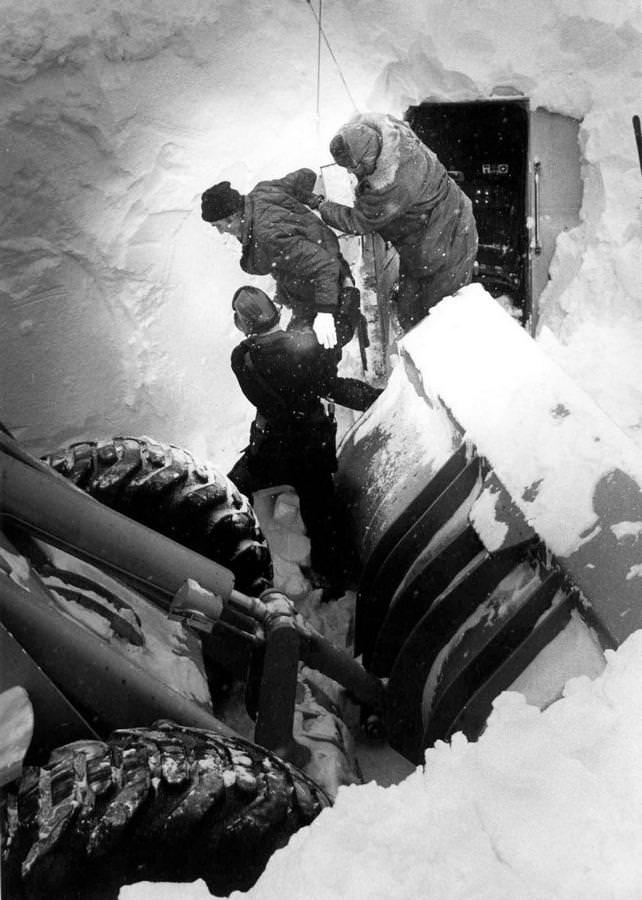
[319,113,478,315]
[240,169,350,319]
[227,327,343,581]
[230,328,379,422]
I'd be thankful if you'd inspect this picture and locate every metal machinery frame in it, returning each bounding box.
[0,430,383,776]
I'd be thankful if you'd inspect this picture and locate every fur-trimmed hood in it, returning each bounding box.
[331,113,409,190]
[319,114,477,286]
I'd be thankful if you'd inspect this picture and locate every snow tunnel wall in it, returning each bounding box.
[0,2,369,467]
[1,1,640,471]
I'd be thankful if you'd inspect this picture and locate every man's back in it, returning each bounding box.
[228,326,345,592]
[231,327,381,420]
[231,328,329,422]
[240,170,348,318]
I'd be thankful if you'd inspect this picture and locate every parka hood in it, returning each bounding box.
[330,113,404,190]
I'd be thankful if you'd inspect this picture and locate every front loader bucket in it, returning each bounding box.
[337,284,642,763]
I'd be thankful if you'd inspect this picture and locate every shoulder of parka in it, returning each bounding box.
[231,339,250,370]
[251,168,317,203]
[279,168,318,198]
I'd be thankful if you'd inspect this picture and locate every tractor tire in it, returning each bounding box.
[2,721,329,899]
[42,436,273,596]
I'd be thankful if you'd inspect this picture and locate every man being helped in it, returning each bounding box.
[201,170,360,351]
[227,286,381,599]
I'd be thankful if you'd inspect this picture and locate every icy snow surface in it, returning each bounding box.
[2,0,642,896]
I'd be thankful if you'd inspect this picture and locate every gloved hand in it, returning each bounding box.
[313,312,337,349]
[305,193,325,210]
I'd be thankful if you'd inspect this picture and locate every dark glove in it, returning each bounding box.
[337,285,362,325]
[305,193,325,210]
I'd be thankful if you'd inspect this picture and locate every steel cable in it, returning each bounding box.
[305,0,359,114]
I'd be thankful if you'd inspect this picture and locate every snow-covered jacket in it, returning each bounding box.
[319,113,477,281]
[240,169,349,316]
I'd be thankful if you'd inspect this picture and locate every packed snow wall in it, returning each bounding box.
[1,1,640,465]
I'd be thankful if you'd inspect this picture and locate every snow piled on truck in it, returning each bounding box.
[402,286,642,560]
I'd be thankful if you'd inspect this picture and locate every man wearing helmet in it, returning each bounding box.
[227,286,381,598]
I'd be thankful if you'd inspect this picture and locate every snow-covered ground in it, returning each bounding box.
[2,0,642,897]
[144,630,642,900]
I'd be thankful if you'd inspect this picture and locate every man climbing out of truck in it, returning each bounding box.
[304,112,478,332]
[226,286,381,601]
[201,170,363,353]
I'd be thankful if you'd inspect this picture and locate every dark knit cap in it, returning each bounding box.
[201,181,243,222]
[232,286,280,335]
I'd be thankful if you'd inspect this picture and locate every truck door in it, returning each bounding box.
[406,97,582,331]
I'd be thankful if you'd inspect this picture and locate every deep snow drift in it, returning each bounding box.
[229,630,642,900]
[2,0,642,897]
[121,628,642,900]
[1,0,641,464]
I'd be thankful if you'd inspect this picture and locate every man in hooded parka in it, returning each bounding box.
[201,170,359,350]
[308,112,478,331]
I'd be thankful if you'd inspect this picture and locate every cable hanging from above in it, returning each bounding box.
[316,0,322,118]
[305,0,359,115]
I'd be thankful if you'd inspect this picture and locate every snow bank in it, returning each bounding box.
[2,0,640,464]
[3,2,641,894]
[120,630,642,900]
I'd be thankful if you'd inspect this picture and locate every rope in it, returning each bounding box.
[316,0,322,120]
[305,0,359,114]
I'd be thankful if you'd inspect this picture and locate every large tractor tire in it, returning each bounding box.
[42,436,273,596]
[2,721,329,899]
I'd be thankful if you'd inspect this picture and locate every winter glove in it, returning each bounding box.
[305,193,325,210]
[313,312,337,349]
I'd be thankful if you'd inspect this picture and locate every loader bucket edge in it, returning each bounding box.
[337,285,642,757]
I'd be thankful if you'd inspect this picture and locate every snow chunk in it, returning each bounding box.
[120,880,213,900]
